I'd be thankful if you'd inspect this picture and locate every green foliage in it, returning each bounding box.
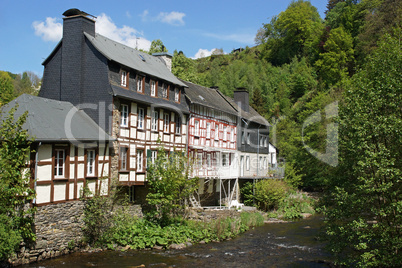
[254,179,289,211]
[172,50,200,84]
[104,212,263,249]
[322,33,402,267]
[261,0,323,65]
[278,190,316,220]
[148,39,167,54]
[146,146,198,225]
[315,26,355,87]
[0,71,15,105]
[0,107,36,260]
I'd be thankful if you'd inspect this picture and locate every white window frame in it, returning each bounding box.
[222,153,228,167]
[163,113,170,132]
[207,154,211,167]
[121,70,127,87]
[137,75,143,92]
[194,120,200,136]
[161,83,168,99]
[120,147,128,171]
[87,149,95,176]
[137,150,144,172]
[247,133,251,145]
[246,156,250,171]
[150,80,156,97]
[151,150,157,165]
[206,123,211,139]
[230,128,234,142]
[175,115,181,134]
[121,104,129,127]
[54,149,65,178]
[215,125,219,140]
[151,110,158,131]
[174,87,180,102]
[138,107,144,129]
[223,126,227,141]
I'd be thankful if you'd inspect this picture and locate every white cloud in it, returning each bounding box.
[193,48,216,59]
[157,11,185,26]
[141,10,185,26]
[32,17,62,42]
[32,13,152,51]
[96,13,151,50]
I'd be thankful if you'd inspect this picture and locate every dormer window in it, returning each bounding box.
[137,75,144,93]
[121,70,128,87]
[161,83,168,99]
[174,88,180,102]
[150,80,157,97]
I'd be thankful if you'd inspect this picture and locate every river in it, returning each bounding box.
[23,215,332,267]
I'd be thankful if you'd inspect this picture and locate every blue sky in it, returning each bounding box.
[0,0,327,77]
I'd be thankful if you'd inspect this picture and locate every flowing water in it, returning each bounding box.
[23,215,333,268]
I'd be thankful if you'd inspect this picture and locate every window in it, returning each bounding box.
[54,149,65,178]
[137,150,144,172]
[151,110,158,131]
[121,104,129,127]
[246,156,250,171]
[175,115,181,134]
[150,80,156,97]
[264,137,268,147]
[119,147,128,171]
[206,123,211,139]
[197,153,203,168]
[230,128,234,142]
[241,131,245,144]
[163,113,170,132]
[174,88,180,102]
[264,157,267,169]
[121,70,128,87]
[161,83,168,99]
[247,133,251,145]
[138,108,144,129]
[260,136,264,147]
[137,75,143,92]
[215,125,219,140]
[194,120,199,136]
[259,156,263,170]
[87,149,95,176]
[151,150,157,165]
[222,153,228,167]
[223,126,227,141]
[207,154,211,167]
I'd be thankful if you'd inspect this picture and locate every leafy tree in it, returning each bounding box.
[261,0,323,65]
[315,26,355,87]
[251,87,266,116]
[148,39,168,55]
[0,107,36,260]
[0,71,14,105]
[322,33,402,267]
[146,146,198,225]
[172,50,200,83]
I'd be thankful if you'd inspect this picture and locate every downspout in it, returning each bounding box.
[257,125,261,177]
[33,142,42,204]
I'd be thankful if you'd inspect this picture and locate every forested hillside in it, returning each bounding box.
[0,71,40,105]
[172,1,401,265]
[171,0,401,189]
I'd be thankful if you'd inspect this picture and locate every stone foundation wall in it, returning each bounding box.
[9,201,85,266]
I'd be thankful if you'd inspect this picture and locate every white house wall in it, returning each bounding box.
[33,142,111,206]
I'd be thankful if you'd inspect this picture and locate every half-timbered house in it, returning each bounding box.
[38,10,189,202]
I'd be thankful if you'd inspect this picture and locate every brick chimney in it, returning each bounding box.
[60,9,95,105]
[234,88,249,113]
[152,52,173,72]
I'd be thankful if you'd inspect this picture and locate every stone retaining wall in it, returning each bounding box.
[8,201,143,266]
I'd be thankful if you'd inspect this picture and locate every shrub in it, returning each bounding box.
[254,179,289,211]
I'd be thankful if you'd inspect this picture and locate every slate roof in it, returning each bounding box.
[84,33,187,88]
[111,85,190,114]
[0,94,113,142]
[181,80,237,116]
[218,92,271,127]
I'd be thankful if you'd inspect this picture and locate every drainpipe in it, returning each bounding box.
[257,125,261,177]
[33,142,42,204]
